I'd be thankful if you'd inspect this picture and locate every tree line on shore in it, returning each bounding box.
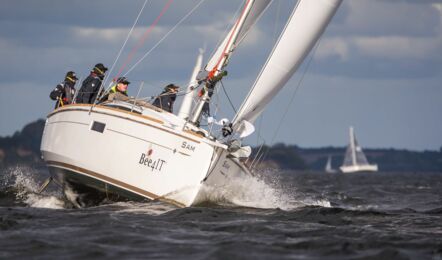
[1,119,441,172]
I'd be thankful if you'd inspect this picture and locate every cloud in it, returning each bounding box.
[316,37,350,61]
[353,35,442,61]
[341,0,441,37]
[311,0,442,79]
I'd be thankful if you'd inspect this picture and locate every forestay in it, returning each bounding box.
[233,0,342,129]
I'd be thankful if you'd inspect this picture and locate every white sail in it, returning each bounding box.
[340,126,378,173]
[178,48,204,119]
[325,155,337,173]
[342,126,370,167]
[205,0,273,72]
[233,0,342,128]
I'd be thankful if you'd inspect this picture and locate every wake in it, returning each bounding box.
[195,169,331,210]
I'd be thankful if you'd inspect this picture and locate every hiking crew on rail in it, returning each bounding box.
[51,65,184,115]
[50,71,78,109]
[76,63,108,104]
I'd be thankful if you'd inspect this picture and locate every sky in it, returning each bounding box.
[0,0,441,151]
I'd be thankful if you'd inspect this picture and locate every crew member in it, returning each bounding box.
[75,63,108,104]
[101,77,130,101]
[49,71,78,109]
[152,84,180,113]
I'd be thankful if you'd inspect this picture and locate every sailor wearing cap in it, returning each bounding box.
[109,77,130,96]
[75,63,108,104]
[49,71,78,109]
[100,77,131,102]
[152,84,180,113]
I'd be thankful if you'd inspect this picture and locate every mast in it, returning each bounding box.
[189,0,263,125]
[178,48,204,120]
[350,126,357,166]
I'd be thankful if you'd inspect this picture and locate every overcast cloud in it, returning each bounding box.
[0,0,441,151]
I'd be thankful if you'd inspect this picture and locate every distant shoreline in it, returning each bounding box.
[1,119,441,172]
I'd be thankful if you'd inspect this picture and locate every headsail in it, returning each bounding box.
[205,0,273,73]
[233,0,342,129]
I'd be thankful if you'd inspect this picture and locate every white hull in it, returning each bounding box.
[41,104,248,207]
[339,164,378,173]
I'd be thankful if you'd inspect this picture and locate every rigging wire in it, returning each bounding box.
[115,0,174,79]
[220,80,237,114]
[104,0,150,88]
[253,37,324,170]
[124,0,207,76]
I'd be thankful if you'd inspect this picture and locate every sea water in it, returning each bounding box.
[1,165,441,259]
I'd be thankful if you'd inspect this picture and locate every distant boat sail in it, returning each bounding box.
[340,127,378,173]
[325,155,337,173]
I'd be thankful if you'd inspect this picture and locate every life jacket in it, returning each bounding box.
[62,81,76,103]
[110,85,128,96]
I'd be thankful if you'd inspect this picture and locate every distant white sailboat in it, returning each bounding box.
[325,155,337,173]
[340,127,378,173]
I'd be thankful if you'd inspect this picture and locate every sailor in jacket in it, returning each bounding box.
[75,63,108,104]
[152,84,180,113]
[50,71,78,109]
[101,77,130,101]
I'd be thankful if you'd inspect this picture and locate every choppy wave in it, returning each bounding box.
[0,166,65,209]
[1,167,441,259]
[195,169,332,210]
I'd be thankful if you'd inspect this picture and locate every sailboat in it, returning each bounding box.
[339,126,378,173]
[40,0,342,207]
[325,155,337,173]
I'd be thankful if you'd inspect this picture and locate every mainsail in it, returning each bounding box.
[178,48,204,120]
[233,0,342,129]
[342,126,370,167]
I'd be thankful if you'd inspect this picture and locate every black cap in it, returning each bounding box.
[165,84,179,91]
[116,77,130,85]
[65,71,78,81]
[93,63,108,74]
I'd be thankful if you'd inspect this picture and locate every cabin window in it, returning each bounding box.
[91,121,106,133]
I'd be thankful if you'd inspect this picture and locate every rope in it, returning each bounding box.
[104,0,150,88]
[115,0,174,79]
[220,80,237,114]
[124,0,207,76]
